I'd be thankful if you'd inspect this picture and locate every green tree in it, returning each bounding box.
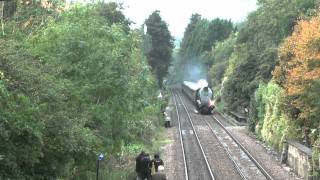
[95,2,131,32]
[208,33,237,91]
[0,3,161,179]
[179,13,201,57]
[203,18,233,53]
[222,0,320,111]
[173,15,234,83]
[0,74,43,179]
[145,10,174,88]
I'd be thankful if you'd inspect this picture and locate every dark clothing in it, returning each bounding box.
[141,156,151,180]
[136,153,145,174]
[151,172,166,180]
[151,158,164,172]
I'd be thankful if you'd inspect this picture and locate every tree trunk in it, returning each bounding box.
[0,2,4,18]
[0,1,3,36]
[3,0,16,19]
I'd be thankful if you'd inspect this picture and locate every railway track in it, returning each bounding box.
[171,90,189,180]
[172,90,215,180]
[172,89,275,180]
[175,90,244,180]
[210,114,274,180]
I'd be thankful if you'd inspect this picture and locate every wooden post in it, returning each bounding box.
[281,139,288,164]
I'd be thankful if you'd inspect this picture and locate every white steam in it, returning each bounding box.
[184,63,207,82]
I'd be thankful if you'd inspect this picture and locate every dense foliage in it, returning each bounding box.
[179,15,233,61]
[0,2,163,179]
[145,10,174,88]
[223,0,320,111]
[273,13,320,146]
[250,82,299,149]
[208,33,237,92]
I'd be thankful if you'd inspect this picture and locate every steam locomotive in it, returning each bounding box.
[182,79,215,114]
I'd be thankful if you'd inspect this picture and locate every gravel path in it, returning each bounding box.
[162,95,185,180]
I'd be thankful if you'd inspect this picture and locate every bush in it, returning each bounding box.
[251,82,300,150]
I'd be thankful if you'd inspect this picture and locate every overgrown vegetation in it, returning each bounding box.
[250,82,300,149]
[0,1,168,179]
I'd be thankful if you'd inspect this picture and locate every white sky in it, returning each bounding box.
[105,0,258,38]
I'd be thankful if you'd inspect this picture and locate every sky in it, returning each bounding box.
[112,0,258,38]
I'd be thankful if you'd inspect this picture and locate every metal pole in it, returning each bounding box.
[96,160,100,180]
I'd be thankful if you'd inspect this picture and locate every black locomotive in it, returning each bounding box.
[182,79,215,114]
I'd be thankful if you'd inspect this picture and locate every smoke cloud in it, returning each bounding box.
[183,62,207,83]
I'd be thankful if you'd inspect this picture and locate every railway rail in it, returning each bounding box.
[210,114,274,180]
[171,90,189,180]
[172,89,275,180]
[171,90,215,180]
[200,115,247,180]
